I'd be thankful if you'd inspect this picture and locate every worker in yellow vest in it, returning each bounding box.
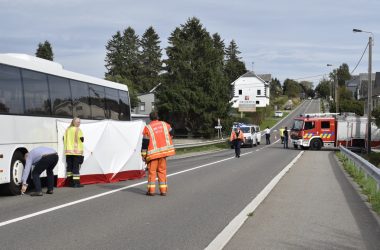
[64,117,84,188]
[279,127,285,144]
[141,112,175,196]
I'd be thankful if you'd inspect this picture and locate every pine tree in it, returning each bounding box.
[35,40,54,61]
[224,40,246,83]
[105,27,140,91]
[139,26,162,92]
[105,31,125,77]
[156,17,229,137]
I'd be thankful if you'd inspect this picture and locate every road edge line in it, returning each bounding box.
[205,150,304,250]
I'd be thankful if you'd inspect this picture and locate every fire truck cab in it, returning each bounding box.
[290,113,377,150]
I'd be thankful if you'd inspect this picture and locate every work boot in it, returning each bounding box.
[46,190,54,194]
[72,180,84,188]
[146,192,155,196]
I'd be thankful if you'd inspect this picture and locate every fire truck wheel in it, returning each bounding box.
[310,139,322,150]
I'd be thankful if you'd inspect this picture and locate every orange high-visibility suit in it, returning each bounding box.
[142,120,175,195]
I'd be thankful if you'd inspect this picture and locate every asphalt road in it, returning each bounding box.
[0,99,324,250]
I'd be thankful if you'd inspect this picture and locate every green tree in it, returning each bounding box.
[105,31,125,77]
[270,78,282,98]
[156,17,229,137]
[329,63,351,87]
[315,79,330,99]
[35,40,54,61]
[139,26,162,93]
[338,99,364,115]
[283,79,301,98]
[224,40,247,84]
[105,27,140,91]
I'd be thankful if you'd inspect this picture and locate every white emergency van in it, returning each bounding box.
[231,123,259,148]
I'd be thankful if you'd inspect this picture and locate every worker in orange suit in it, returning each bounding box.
[141,111,175,196]
[230,126,245,158]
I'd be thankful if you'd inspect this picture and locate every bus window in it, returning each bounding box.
[0,64,24,114]
[70,80,91,119]
[48,75,73,117]
[89,84,106,119]
[119,90,131,121]
[105,88,120,120]
[21,69,51,116]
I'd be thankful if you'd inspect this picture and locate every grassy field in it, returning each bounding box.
[260,111,290,129]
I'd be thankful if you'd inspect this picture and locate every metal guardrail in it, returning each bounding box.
[339,145,380,190]
[174,139,227,149]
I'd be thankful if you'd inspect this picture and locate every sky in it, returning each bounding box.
[1,0,379,86]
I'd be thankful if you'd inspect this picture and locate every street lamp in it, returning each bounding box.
[353,28,374,153]
[326,64,338,112]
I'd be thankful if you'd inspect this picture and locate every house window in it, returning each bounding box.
[257,89,261,95]
[256,101,259,104]
[238,89,242,95]
[245,96,249,100]
[151,102,155,110]
[140,102,145,111]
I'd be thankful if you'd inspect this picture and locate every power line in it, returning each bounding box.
[351,42,369,74]
[293,74,326,81]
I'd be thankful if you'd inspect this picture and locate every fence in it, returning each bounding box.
[339,145,380,191]
[173,139,227,149]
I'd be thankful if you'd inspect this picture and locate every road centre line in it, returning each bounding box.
[205,151,304,250]
[0,151,260,228]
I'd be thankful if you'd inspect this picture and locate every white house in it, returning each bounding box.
[230,71,270,109]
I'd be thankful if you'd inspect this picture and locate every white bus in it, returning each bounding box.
[0,54,131,195]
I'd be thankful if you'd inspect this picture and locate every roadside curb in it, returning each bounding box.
[333,153,380,226]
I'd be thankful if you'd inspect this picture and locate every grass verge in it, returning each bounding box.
[175,141,230,155]
[337,152,380,215]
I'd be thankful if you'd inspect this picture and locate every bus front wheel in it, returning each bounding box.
[8,151,25,195]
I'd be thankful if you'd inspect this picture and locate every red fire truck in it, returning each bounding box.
[290,113,380,150]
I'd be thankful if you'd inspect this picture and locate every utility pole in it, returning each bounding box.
[335,75,339,113]
[353,28,374,153]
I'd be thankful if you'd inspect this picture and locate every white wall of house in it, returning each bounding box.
[230,72,270,108]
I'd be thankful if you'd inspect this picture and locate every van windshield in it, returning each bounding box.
[240,127,250,133]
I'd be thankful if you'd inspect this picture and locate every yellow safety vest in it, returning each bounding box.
[279,128,285,137]
[64,126,84,155]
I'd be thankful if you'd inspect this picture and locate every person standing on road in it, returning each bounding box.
[230,126,244,158]
[279,127,285,144]
[265,127,271,144]
[283,127,289,149]
[141,111,175,196]
[21,147,58,196]
[64,117,84,188]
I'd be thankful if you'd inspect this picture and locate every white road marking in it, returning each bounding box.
[205,151,304,250]
[0,144,295,228]
[0,152,255,228]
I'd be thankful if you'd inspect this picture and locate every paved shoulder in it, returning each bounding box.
[225,150,380,250]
